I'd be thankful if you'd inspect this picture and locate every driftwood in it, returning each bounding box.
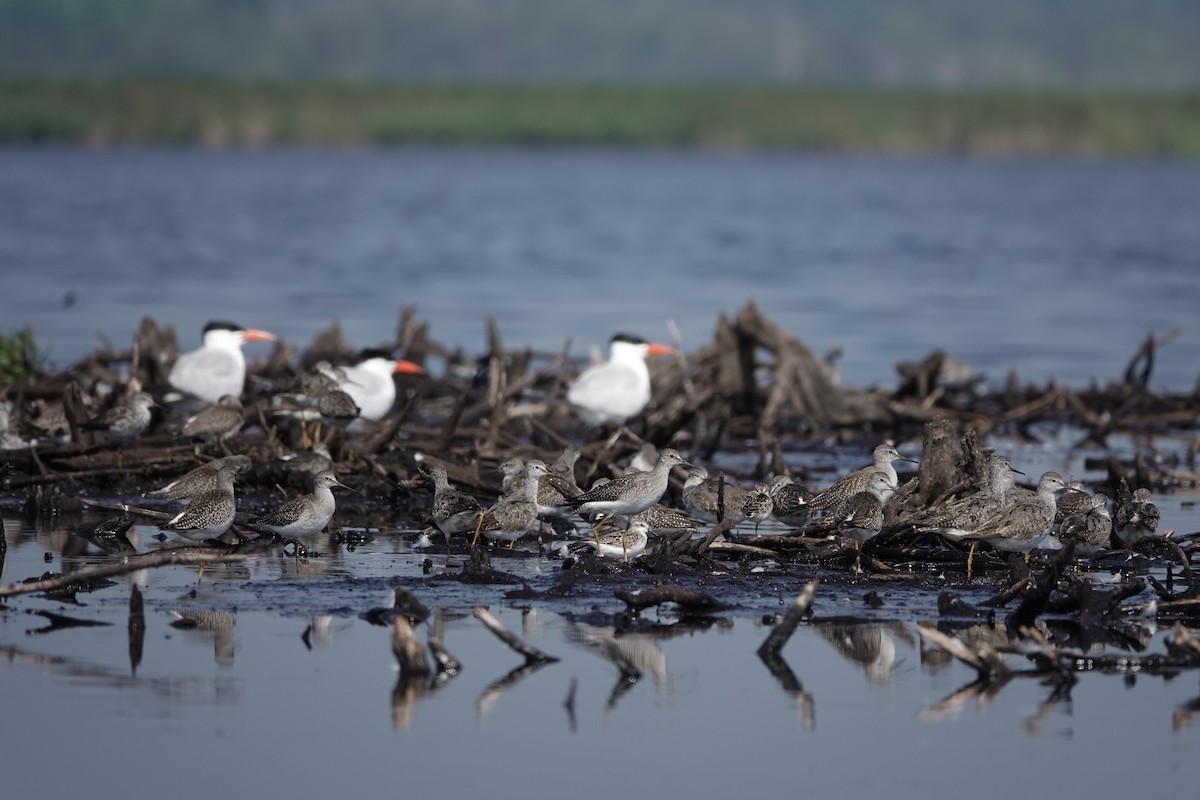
[757,580,818,659]
[614,586,725,615]
[0,549,251,598]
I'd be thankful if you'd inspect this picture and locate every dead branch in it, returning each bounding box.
[0,549,251,598]
[757,580,818,660]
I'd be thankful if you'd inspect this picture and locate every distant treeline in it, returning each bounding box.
[3,78,1199,156]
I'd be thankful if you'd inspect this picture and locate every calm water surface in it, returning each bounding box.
[2,515,1197,799]
[2,149,1200,796]
[1,148,1198,390]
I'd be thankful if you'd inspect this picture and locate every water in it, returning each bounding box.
[1,148,1199,390]
[2,148,1200,795]
[2,516,1197,799]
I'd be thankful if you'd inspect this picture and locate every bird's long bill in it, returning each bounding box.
[242,328,277,343]
[332,477,353,491]
[393,359,425,375]
[646,343,673,357]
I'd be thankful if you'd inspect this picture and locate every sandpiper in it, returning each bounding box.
[250,471,350,538]
[181,394,244,441]
[159,460,241,542]
[536,444,584,518]
[428,464,483,542]
[836,471,897,547]
[146,454,253,501]
[569,518,651,562]
[566,333,672,427]
[330,349,424,422]
[1114,488,1161,547]
[83,392,156,440]
[768,474,814,528]
[809,444,917,515]
[472,460,549,547]
[281,442,335,476]
[743,482,775,534]
[1053,480,1092,527]
[1059,493,1112,557]
[950,472,1068,570]
[925,453,1022,535]
[682,465,751,524]
[169,321,276,404]
[568,449,688,520]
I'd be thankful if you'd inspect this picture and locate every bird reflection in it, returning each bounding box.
[168,609,236,665]
[563,620,670,709]
[814,622,909,685]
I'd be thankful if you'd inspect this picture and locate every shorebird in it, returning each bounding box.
[427,464,483,543]
[949,471,1068,573]
[569,518,651,562]
[566,333,672,427]
[536,444,584,519]
[568,449,688,521]
[924,453,1022,535]
[181,394,244,442]
[768,474,814,528]
[281,442,335,476]
[169,321,276,404]
[1054,481,1092,527]
[836,471,898,548]
[472,460,548,548]
[329,349,423,422]
[146,454,253,501]
[808,444,917,516]
[682,465,750,524]
[159,460,241,542]
[83,391,156,440]
[1059,493,1112,557]
[1114,488,1161,547]
[743,482,775,534]
[250,471,350,538]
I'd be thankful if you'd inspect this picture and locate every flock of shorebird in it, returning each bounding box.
[3,320,1166,569]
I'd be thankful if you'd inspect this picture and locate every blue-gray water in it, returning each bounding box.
[2,149,1200,798]
[1,148,1199,390]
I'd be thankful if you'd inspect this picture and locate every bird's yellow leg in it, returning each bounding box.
[470,514,485,549]
[966,542,976,579]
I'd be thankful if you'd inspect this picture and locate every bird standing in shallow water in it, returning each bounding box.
[566,333,672,427]
[472,460,549,548]
[569,518,651,562]
[169,321,276,404]
[250,471,350,539]
[160,460,241,543]
[427,464,483,544]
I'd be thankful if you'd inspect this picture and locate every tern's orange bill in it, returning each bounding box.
[393,359,425,375]
[242,329,277,343]
[646,343,673,357]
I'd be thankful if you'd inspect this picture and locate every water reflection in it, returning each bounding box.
[168,609,237,665]
[813,621,912,685]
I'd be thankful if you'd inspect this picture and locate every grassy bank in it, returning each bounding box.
[2,78,1199,156]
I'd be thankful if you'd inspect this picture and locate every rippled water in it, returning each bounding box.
[2,148,1199,796]
[1,148,1199,390]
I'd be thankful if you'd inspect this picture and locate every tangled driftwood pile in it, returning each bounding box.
[1,301,1196,509]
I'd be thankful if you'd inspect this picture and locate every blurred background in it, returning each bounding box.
[1,0,1198,389]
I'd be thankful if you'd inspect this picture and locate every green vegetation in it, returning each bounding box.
[2,78,1199,156]
[0,326,42,384]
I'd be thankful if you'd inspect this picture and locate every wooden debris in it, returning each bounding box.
[757,580,818,660]
[614,586,726,615]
